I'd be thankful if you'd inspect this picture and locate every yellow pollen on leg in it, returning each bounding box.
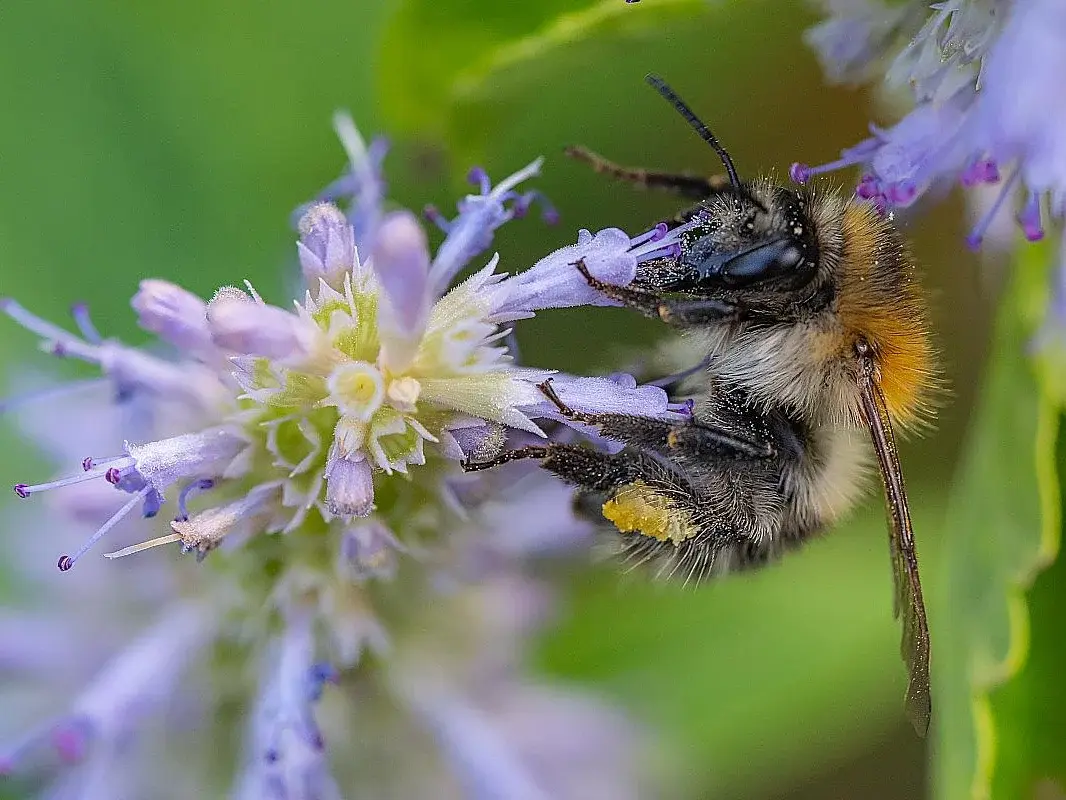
[601,481,695,545]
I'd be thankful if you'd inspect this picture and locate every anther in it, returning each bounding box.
[467,167,491,194]
[1017,192,1044,241]
[789,163,812,184]
[423,204,450,233]
[57,490,148,571]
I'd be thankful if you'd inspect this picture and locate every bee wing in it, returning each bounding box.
[858,352,932,737]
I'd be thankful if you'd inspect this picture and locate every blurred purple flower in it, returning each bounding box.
[801,0,1066,280]
[0,115,663,798]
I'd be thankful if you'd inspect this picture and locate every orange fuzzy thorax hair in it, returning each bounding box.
[835,202,940,430]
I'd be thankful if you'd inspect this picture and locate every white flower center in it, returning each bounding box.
[386,376,421,410]
[328,361,385,421]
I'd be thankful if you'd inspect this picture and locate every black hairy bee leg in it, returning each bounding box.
[572,260,739,326]
[464,443,641,491]
[537,379,772,460]
[564,145,730,199]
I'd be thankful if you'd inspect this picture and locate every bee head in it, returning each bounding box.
[648,183,826,317]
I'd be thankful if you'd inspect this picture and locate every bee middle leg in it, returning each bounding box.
[537,380,773,460]
[573,259,739,326]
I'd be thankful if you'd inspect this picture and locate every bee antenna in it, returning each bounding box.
[645,74,740,188]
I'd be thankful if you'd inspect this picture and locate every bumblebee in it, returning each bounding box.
[465,76,938,734]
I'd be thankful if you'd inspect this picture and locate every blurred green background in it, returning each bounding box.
[0,0,1044,798]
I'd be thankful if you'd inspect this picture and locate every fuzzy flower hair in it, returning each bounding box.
[0,114,681,798]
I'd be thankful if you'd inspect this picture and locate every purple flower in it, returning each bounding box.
[801,0,1066,258]
[496,220,698,317]
[1,115,658,797]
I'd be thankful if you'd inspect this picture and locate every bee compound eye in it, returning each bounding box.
[718,238,802,286]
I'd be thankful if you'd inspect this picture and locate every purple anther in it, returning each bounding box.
[57,555,73,572]
[422,204,450,233]
[52,720,89,763]
[885,181,917,206]
[856,174,882,199]
[105,468,121,485]
[82,456,94,471]
[1017,192,1045,241]
[961,158,1000,187]
[13,483,29,498]
[789,163,812,184]
[466,167,492,195]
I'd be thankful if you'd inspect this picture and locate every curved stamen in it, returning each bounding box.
[628,222,669,249]
[14,459,134,498]
[70,303,102,344]
[961,157,1000,187]
[1017,191,1045,241]
[467,167,492,195]
[58,488,149,571]
[423,204,451,233]
[176,478,216,521]
[967,167,1021,250]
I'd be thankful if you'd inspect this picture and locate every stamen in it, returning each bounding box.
[70,303,102,344]
[961,157,1000,187]
[423,204,451,233]
[176,478,216,521]
[0,298,80,343]
[628,222,669,249]
[307,663,338,701]
[58,488,149,571]
[467,166,492,195]
[490,157,544,199]
[628,218,699,263]
[789,163,813,184]
[1017,192,1045,241]
[13,459,133,498]
[511,190,559,224]
[789,137,882,185]
[856,173,883,199]
[104,532,182,560]
[885,181,918,205]
[83,454,127,472]
[51,716,93,763]
[967,167,1021,250]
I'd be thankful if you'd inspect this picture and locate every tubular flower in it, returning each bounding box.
[0,114,665,797]
[799,0,1066,256]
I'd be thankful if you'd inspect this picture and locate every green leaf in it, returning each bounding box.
[933,240,1062,800]
[540,504,941,799]
[376,0,708,139]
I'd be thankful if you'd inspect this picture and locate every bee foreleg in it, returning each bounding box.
[573,260,740,325]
